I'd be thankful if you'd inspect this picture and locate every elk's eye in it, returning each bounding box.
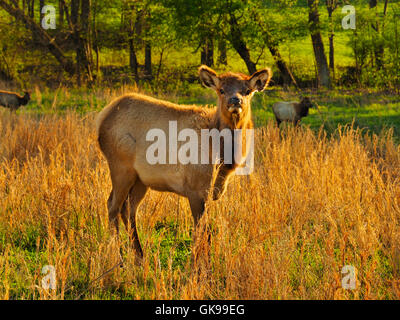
[245,89,252,95]
[219,89,225,95]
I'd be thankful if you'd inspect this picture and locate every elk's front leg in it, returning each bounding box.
[212,167,233,201]
[188,195,205,227]
[188,194,209,265]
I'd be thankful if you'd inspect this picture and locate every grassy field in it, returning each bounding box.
[0,87,400,300]
[18,85,400,139]
[1,0,400,301]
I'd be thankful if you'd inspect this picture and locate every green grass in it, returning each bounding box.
[253,90,400,140]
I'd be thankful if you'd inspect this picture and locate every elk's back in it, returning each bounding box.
[97,93,215,197]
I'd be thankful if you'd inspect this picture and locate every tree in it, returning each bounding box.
[325,0,339,80]
[201,37,214,67]
[122,1,141,81]
[144,42,152,79]
[0,0,75,75]
[250,4,298,86]
[161,0,221,69]
[122,0,175,82]
[307,0,331,88]
[67,0,94,84]
[369,0,389,70]
[227,11,257,74]
[217,39,227,66]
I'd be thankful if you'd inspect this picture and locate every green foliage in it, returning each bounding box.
[0,1,399,90]
[344,2,400,88]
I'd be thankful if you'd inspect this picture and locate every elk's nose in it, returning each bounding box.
[228,97,241,106]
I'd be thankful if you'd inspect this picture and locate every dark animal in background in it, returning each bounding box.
[272,97,313,126]
[0,90,30,111]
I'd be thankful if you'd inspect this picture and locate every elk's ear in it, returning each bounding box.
[248,68,272,92]
[199,65,220,90]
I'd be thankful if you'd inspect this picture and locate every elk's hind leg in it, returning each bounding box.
[108,163,137,237]
[121,179,148,259]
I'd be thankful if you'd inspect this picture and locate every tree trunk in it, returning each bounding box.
[92,0,100,79]
[69,0,93,85]
[28,0,34,39]
[156,47,166,80]
[369,0,377,7]
[144,42,152,80]
[328,34,334,80]
[39,0,44,23]
[129,38,138,82]
[308,0,331,88]
[268,45,298,87]
[0,0,74,74]
[80,0,93,82]
[201,37,214,67]
[252,10,296,86]
[218,39,227,65]
[59,0,64,27]
[70,0,81,85]
[0,58,13,81]
[326,0,337,81]
[126,3,139,82]
[28,0,34,19]
[369,0,385,70]
[228,14,257,75]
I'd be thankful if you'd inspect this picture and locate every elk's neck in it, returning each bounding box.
[210,107,253,170]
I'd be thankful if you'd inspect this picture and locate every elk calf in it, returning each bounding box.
[272,97,313,126]
[0,90,30,111]
[96,66,272,259]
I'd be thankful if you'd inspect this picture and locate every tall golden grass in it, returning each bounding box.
[0,109,399,300]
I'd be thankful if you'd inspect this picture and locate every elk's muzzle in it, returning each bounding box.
[228,97,243,114]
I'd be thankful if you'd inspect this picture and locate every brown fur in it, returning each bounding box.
[0,90,30,111]
[97,66,272,259]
